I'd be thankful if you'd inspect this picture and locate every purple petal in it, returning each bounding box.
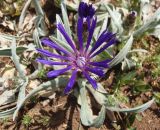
[78,2,95,18]
[36,48,70,60]
[83,72,97,89]
[88,4,95,18]
[41,38,71,56]
[89,62,109,68]
[47,66,72,78]
[89,59,111,68]
[90,38,117,58]
[78,2,86,18]
[36,58,69,66]
[64,70,77,94]
[57,23,77,52]
[85,16,97,51]
[77,17,83,51]
[86,16,91,29]
[89,31,115,55]
[86,67,104,77]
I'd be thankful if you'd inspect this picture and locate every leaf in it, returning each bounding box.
[0,107,16,119]
[105,4,123,35]
[0,90,16,106]
[109,35,133,67]
[0,47,27,57]
[106,98,154,113]
[134,80,150,92]
[120,71,136,85]
[133,8,160,38]
[86,84,108,105]
[0,33,19,41]
[56,14,66,41]
[121,58,136,70]
[50,35,72,52]
[61,2,72,38]
[11,39,28,120]
[11,39,25,78]
[13,76,69,120]
[78,80,106,127]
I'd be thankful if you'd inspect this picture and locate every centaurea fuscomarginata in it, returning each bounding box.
[36,2,117,93]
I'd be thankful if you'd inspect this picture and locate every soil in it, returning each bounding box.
[0,94,160,130]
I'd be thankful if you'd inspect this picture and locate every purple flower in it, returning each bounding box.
[78,2,95,18]
[36,2,117,93]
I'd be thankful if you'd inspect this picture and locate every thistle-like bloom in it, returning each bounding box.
[36,2,117,93]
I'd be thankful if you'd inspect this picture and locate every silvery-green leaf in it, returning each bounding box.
[133,8,160,38]
[25,43,36,51]
[86,84,108,105]
[65,0,80,11]
[33,29,43,49]
[92,105,106,128]
[109,35,133,67]
[94,15,109,40]
[50,35,72,52]
[95,2,109,12]
[150,25,160,40]
[0,34,19,41]
[105,5,123,35]
[96,13,108,23]
[99,15,109,37]
[0,90,16,106]
[32,0,48,36]
[11,39,25,78]
[56,14,65,41]
[13,76,69,120]
[0,47,27,57]
[79,84,93,126]
[106,98,154,113]
[79,82,106,127]
[121,58,136,70]
[11,39,28,120]
[0,107,16,119]
[61,2,72,38]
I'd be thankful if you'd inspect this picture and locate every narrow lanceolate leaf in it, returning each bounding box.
[105,4,123,34]
[133,8,160,38]
[13,76,69,120]
[92,105,106,128]
[56,14,66,41]
[49,35,73,52]
[11,39,28,121]
[0,47,27,57]
[0,33,19,41]
[0,107,16,119]
[61,2,72,38]
[11,39,25,78]
[78,81,106,127]
[106,98,154,113]
[109,35,133,67]
[86,84,108,105]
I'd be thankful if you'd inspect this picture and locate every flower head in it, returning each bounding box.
[78,2,95,18]
[36,2,117,93]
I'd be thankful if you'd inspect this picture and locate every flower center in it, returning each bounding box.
[76,56,86,68]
